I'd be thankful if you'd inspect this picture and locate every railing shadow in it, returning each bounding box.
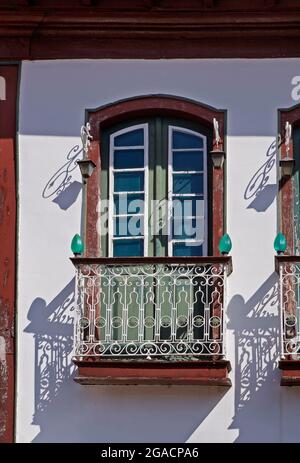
[24,279,76,424]
[25,277,229,443]
[244,139,277,212]
[26,269,300,442]
[227,273,281,442]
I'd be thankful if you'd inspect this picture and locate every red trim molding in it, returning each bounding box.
[85,94,226,257]
[73,359,232,386]
[1,3,300,59]
[0,65,18,443]
[279,360,300,386]
[278,104,300,254]
[71,255,232,274]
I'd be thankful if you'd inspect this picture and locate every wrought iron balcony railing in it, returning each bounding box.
[276,256,300,359]
[71,256,232,361]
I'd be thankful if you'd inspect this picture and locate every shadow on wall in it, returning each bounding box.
[42,144,82,210]
[227,273,282,442]
[24,279,76,424]
[244,139,277,212]
[24,279,228,443]
[24,272,300,442]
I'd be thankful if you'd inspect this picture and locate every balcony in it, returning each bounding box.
[71,256,232,386]
[276,256,300,385]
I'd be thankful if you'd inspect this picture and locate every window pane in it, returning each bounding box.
[172,217,205,240]
[114,194,144,215]
[173,131,203,149]
[114,172,144,192]
[113,239,143,256]
[173,174,203,194]
[173,242,203,257]
[173,151,203,171]
[173,197,205,217]
[114,129,144,147]
[114,216,143,237]
[114,149,144,169]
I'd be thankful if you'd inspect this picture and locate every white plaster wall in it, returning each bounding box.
[16,59,300,443]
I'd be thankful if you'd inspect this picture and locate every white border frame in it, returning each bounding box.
[167,125,208,257]
[108,123,148,257]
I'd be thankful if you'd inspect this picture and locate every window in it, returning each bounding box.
[101,117,211,258]
[168,125,207,257]
[109,124,148,257]
[278,105,300,254]
[72,96,231,386]
[277,104,300,385]
[292,122,300,255]
[84,95,226,257]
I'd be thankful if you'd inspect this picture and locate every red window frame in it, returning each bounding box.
[84,94,227,258]
[278,104,300,253]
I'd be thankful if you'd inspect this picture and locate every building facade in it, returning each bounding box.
[1,0,300,443]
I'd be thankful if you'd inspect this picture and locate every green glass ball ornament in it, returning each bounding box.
[274,232,287,254]
[71,234,84,255]
[219,233,232,255]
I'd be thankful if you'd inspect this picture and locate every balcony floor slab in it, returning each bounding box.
[73,358,232,386]
[279,360,300,386]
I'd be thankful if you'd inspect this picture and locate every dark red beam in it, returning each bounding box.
[1,6,300,59]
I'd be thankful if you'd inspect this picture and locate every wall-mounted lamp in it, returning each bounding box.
[279,158,295,177]
[280,121,294,177]
[211,118,225,168]
[210,149,225,169]
[77,159,96,183]
[78,122,96,183]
